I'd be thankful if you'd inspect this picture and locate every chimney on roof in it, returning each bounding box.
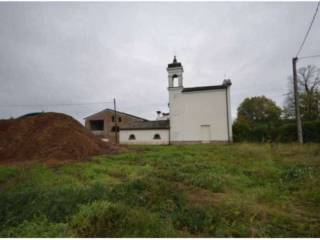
[156,111,162,120]
[223,79,232,87]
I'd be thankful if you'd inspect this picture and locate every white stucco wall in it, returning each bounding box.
[169,87,232,142]
[119,129,169,145]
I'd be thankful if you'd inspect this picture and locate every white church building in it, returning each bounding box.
[119,56,232,144]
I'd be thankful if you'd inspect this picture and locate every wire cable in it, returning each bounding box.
[0,101,114,108]
[299,54,320,60]
[296,1,320,57]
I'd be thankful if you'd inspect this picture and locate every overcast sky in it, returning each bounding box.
[1,2,320,123]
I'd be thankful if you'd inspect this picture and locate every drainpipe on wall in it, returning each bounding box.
[225,87,231,143]
[168,123,171,145]
[223,79,232,143]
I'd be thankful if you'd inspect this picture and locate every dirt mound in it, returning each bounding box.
[0,112,120,163]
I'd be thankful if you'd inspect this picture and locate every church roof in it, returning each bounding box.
[167,56,182,68]
[182,85,227,92]
[182,81,232,93]
[120,120,169,130]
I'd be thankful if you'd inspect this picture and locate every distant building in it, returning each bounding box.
[119,120,170,145]
[118,56,232,144]
[84,108,147,143]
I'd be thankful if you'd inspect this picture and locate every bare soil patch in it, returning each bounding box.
[0,112,121,164]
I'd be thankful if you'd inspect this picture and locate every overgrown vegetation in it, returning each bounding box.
[233,64,320,143]
[232,95,320,143]
[233,120,320,142]
[0,144,319,237]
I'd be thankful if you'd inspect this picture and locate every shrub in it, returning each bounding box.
[233,121,320,143]
[277,123,296,142]
[232,121,251,142]
[233,122,273,142]
[302,121,320,142]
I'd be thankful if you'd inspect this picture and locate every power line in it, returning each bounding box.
[0,101,113,108]
[296,1,320,57]
[0,99,170,111]
[299,54,320,60]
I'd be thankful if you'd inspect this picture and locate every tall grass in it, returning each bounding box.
[0,143,319,237]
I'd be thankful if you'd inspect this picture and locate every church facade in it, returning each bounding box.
[119,57,232,144]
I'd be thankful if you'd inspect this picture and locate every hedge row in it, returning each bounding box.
[232,121,320,143]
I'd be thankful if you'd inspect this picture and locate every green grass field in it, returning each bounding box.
[0,143,319,237]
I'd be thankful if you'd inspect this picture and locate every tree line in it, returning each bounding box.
[233,64,320,142]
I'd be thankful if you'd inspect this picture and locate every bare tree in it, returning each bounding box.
[284,65,320,120]
[297,65,320,93]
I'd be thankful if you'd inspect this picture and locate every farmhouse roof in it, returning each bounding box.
[84,108,148,121]
[120,120,170,130]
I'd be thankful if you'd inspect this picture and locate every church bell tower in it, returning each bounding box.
[167,56,183,88]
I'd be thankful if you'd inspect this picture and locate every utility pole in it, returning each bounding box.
[113,98,118,144]
[292,57,303,144]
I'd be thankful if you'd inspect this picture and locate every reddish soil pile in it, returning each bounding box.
[0,112,120,163]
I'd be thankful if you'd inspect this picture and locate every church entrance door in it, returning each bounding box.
[201,125,211,143]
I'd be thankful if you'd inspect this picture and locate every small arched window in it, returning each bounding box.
[129,134,136,140]
[153,134,161,140]
[172,74,179,87]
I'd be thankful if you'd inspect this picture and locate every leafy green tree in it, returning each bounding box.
[235,96,282,127]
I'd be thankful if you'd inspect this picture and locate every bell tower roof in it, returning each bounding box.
[167,55,182,68]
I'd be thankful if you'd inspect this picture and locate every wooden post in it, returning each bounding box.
[292,57,303,144]
[113,98,118,144]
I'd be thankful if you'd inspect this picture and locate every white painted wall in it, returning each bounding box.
[119,129,169,145]
[169,88,232,142]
